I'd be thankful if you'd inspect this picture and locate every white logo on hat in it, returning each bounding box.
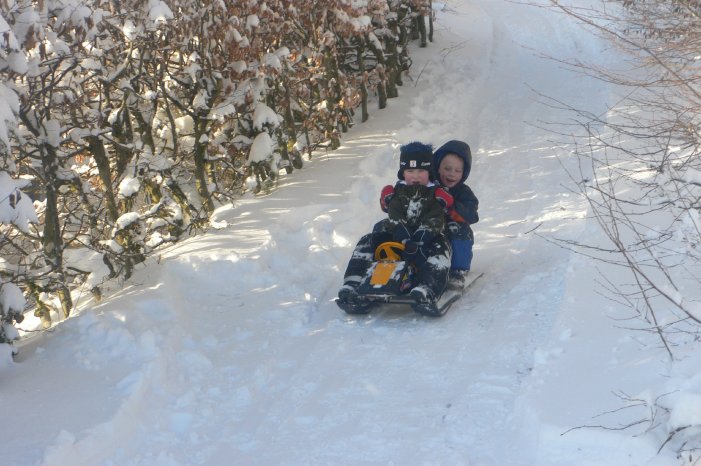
[410,160,417,168]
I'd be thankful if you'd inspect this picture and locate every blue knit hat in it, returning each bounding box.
[397,142,433,180]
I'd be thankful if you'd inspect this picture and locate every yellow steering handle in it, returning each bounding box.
[374,241,405,261]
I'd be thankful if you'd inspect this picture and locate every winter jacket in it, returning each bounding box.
[384,182,445,238]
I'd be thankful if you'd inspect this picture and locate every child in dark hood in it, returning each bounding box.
[338,142,451,311]
[432,140,479,289]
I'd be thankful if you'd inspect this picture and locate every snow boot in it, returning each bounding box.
[409,285,441,317]
[336,282,371,314]
[448,270,469,291]
[338,283,359,302]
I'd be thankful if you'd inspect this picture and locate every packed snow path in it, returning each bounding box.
[4,2,668,465]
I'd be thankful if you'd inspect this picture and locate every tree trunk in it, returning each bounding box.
[110,102,135,177]
[417,14,427,47]
[28,282,52,328]
[361,75,369,123]
[283,78,297,145]
[386,47,400,99]
[428,1,434,43]
[378,65,387,109]
[40,143,73,318]
[193,117,215,213]
[87,135,119,222]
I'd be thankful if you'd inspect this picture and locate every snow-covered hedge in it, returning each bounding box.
[0,0,432,350]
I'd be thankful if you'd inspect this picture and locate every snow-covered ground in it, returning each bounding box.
[2,1,695,465]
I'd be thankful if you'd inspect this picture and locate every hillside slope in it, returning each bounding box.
[2,1,675,465]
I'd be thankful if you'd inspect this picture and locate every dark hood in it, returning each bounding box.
[433,140,472,184]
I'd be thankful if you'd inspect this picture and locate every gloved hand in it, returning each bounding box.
[392,223,412,244]
[380,185,395,212]
[402,238,428,266]
[448,208,465,223]
[403,240,419,255]
[447,221,461,235]
[435,187,454,210]
[407,228,436,266]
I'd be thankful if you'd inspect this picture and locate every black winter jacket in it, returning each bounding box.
[376,182,445,242]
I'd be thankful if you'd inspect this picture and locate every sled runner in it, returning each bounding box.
[336,242,483,317]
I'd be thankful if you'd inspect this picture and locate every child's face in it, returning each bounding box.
[438,153,465,188]
[403,168,431,186]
